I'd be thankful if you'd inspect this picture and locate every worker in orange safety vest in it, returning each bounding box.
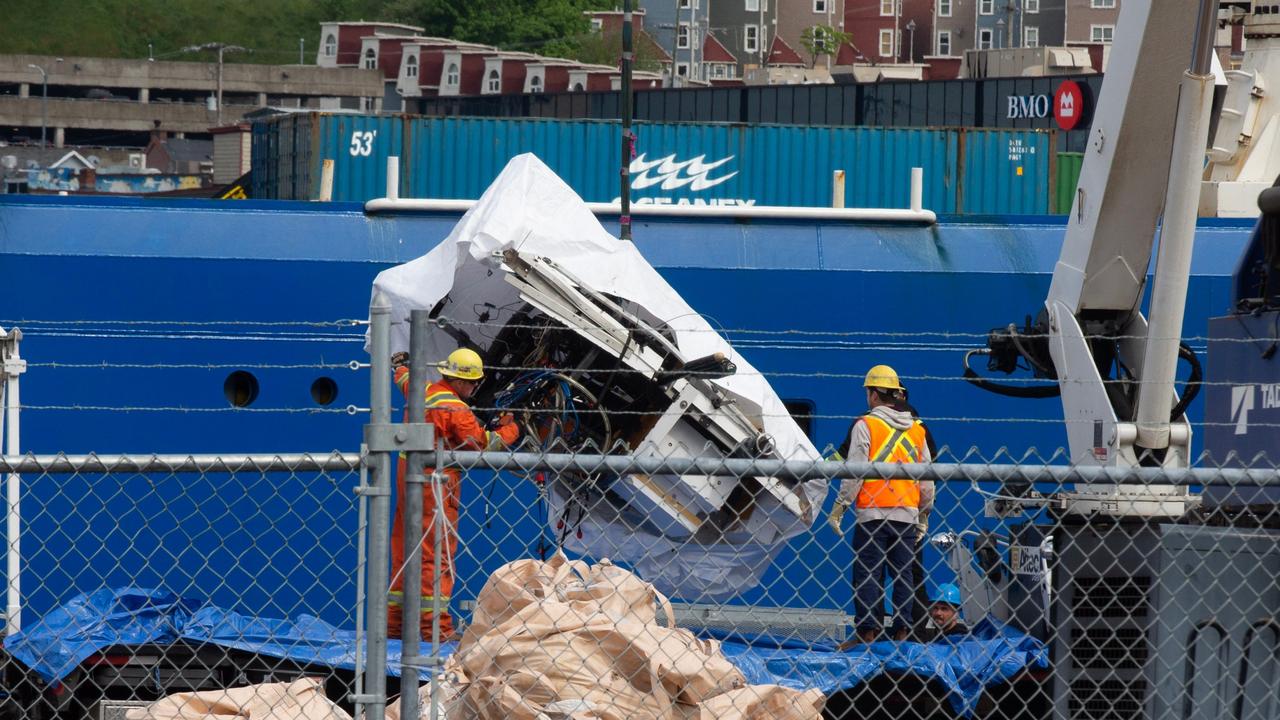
[828,364,934,645]
[388,347,519,641]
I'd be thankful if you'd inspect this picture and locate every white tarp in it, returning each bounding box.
[369,154,824,599]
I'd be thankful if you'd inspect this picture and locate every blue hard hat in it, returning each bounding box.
[929,583,962,606]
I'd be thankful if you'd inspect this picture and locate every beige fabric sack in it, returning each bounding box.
[447,554,824,720]
[125,678,351,720]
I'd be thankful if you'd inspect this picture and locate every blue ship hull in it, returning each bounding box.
[0,195,1254,625]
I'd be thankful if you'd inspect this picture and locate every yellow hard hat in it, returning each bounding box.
[438,348,484,381]
[863,364,903,391]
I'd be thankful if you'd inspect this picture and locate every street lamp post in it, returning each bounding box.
[180,43,248,125]
[996,19,1006,49]
[906,19,916,64]
[25,64,47,148]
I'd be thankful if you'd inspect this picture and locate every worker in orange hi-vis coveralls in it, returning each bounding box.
[387,347,519,641]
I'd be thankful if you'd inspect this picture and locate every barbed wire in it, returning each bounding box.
[3,317,1270,345]
[1,319,366,328]
[28,361,360,371]
[14,402,1280,428]
[21,359,1253,387]
[18,404,363,415]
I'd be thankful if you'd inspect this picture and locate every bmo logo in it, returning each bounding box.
[1006,94,1051,120]
[1004,79,1090,129]
[1054,80,1085,130]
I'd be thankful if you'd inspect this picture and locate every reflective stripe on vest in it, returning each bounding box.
[856,414,925,509]
[388,589,449,611]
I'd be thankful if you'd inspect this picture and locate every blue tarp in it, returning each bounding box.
[5,589,1047,717]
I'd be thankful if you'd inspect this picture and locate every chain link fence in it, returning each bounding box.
[0,307,1277,720]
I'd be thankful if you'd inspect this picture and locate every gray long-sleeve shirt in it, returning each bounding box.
[837,405,935,529]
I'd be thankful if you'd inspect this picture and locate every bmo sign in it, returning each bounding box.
[1006,93,1052,120]
[1053,80,1084,130]
[1004,79,1089,130]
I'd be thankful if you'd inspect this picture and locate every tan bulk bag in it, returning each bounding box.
[125,677,351,720]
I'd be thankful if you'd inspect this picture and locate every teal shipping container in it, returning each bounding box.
[252,113,1054,214]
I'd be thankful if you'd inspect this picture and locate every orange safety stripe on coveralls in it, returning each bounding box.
[855,414,927,509]
[388,367,519,640]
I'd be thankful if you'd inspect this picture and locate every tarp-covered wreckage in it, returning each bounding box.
[370,154,825,599]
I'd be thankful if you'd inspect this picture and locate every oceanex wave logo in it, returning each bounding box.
[620,153,753,206]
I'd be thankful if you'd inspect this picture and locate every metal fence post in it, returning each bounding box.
[362,293,393,720]
[400,309,431,720]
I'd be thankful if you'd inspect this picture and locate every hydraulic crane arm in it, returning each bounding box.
[967,0,1219,516]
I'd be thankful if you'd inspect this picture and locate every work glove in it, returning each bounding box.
[390,351,409,368]
[827,500,849,536]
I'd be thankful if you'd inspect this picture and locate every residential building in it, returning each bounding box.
[1065,0,1119,46]
[0,54,380,148]
[396,40,494,100]
[928,0,977,78]
[976,0,1065,50]
[315,21,426,67]
[843,0,932,65]
[583,10,674,79]
[638,0,710,81]
[144,133,213,175]
[708,0,780,69]
[702,33,741,82]
[776,0,847,69]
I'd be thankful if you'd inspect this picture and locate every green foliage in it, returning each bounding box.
[800,24,852,68]
[375,0,620,53]
[558,29,665,72]
[0,0,609,63]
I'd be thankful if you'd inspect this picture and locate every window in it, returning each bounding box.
[745,0,759,10]
[446,62,459,86]
[813,28,829,52]
[405,55,417,77]
[1024,25,1039,46]
[813,0,827,12]
[1091,24,1114,42]
[937,30,952,56]
[938,0,952,17]
[979,0,994,14]
[879,28,894,56]
[678,23,691,49]
[679,0,692,7]
[530,75,543,92]
[712,63,726,78]
[1024,0,1039,12]
[487,69,500,92]
[676,63,689,77]
[323,34,336,57]
[881,0,896,16]
[363,48,377,69]
[782,400,815,439]
[571,82,584,91]
[1091,0,1116,7]
[590,18,603,31]
[744,25,759,52]
[978,28,993,49]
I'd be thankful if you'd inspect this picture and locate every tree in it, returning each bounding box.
[800,25,852,68]
[386,0,618,54]
[557,28,665,73]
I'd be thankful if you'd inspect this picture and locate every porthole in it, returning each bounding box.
[223,371,260,408]
[311,376,339,406]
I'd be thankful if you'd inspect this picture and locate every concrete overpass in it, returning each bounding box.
[0,54,383,145]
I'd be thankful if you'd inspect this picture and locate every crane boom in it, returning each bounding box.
[967,0,1220,516]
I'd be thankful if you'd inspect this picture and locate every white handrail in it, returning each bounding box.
[364,163,935,223]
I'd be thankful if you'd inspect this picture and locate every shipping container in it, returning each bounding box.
[252,113,1053,214]
[958,129,1053,215]
[252,112,403,201]
[1053,152,1084,214]
[416,74,1104,153]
